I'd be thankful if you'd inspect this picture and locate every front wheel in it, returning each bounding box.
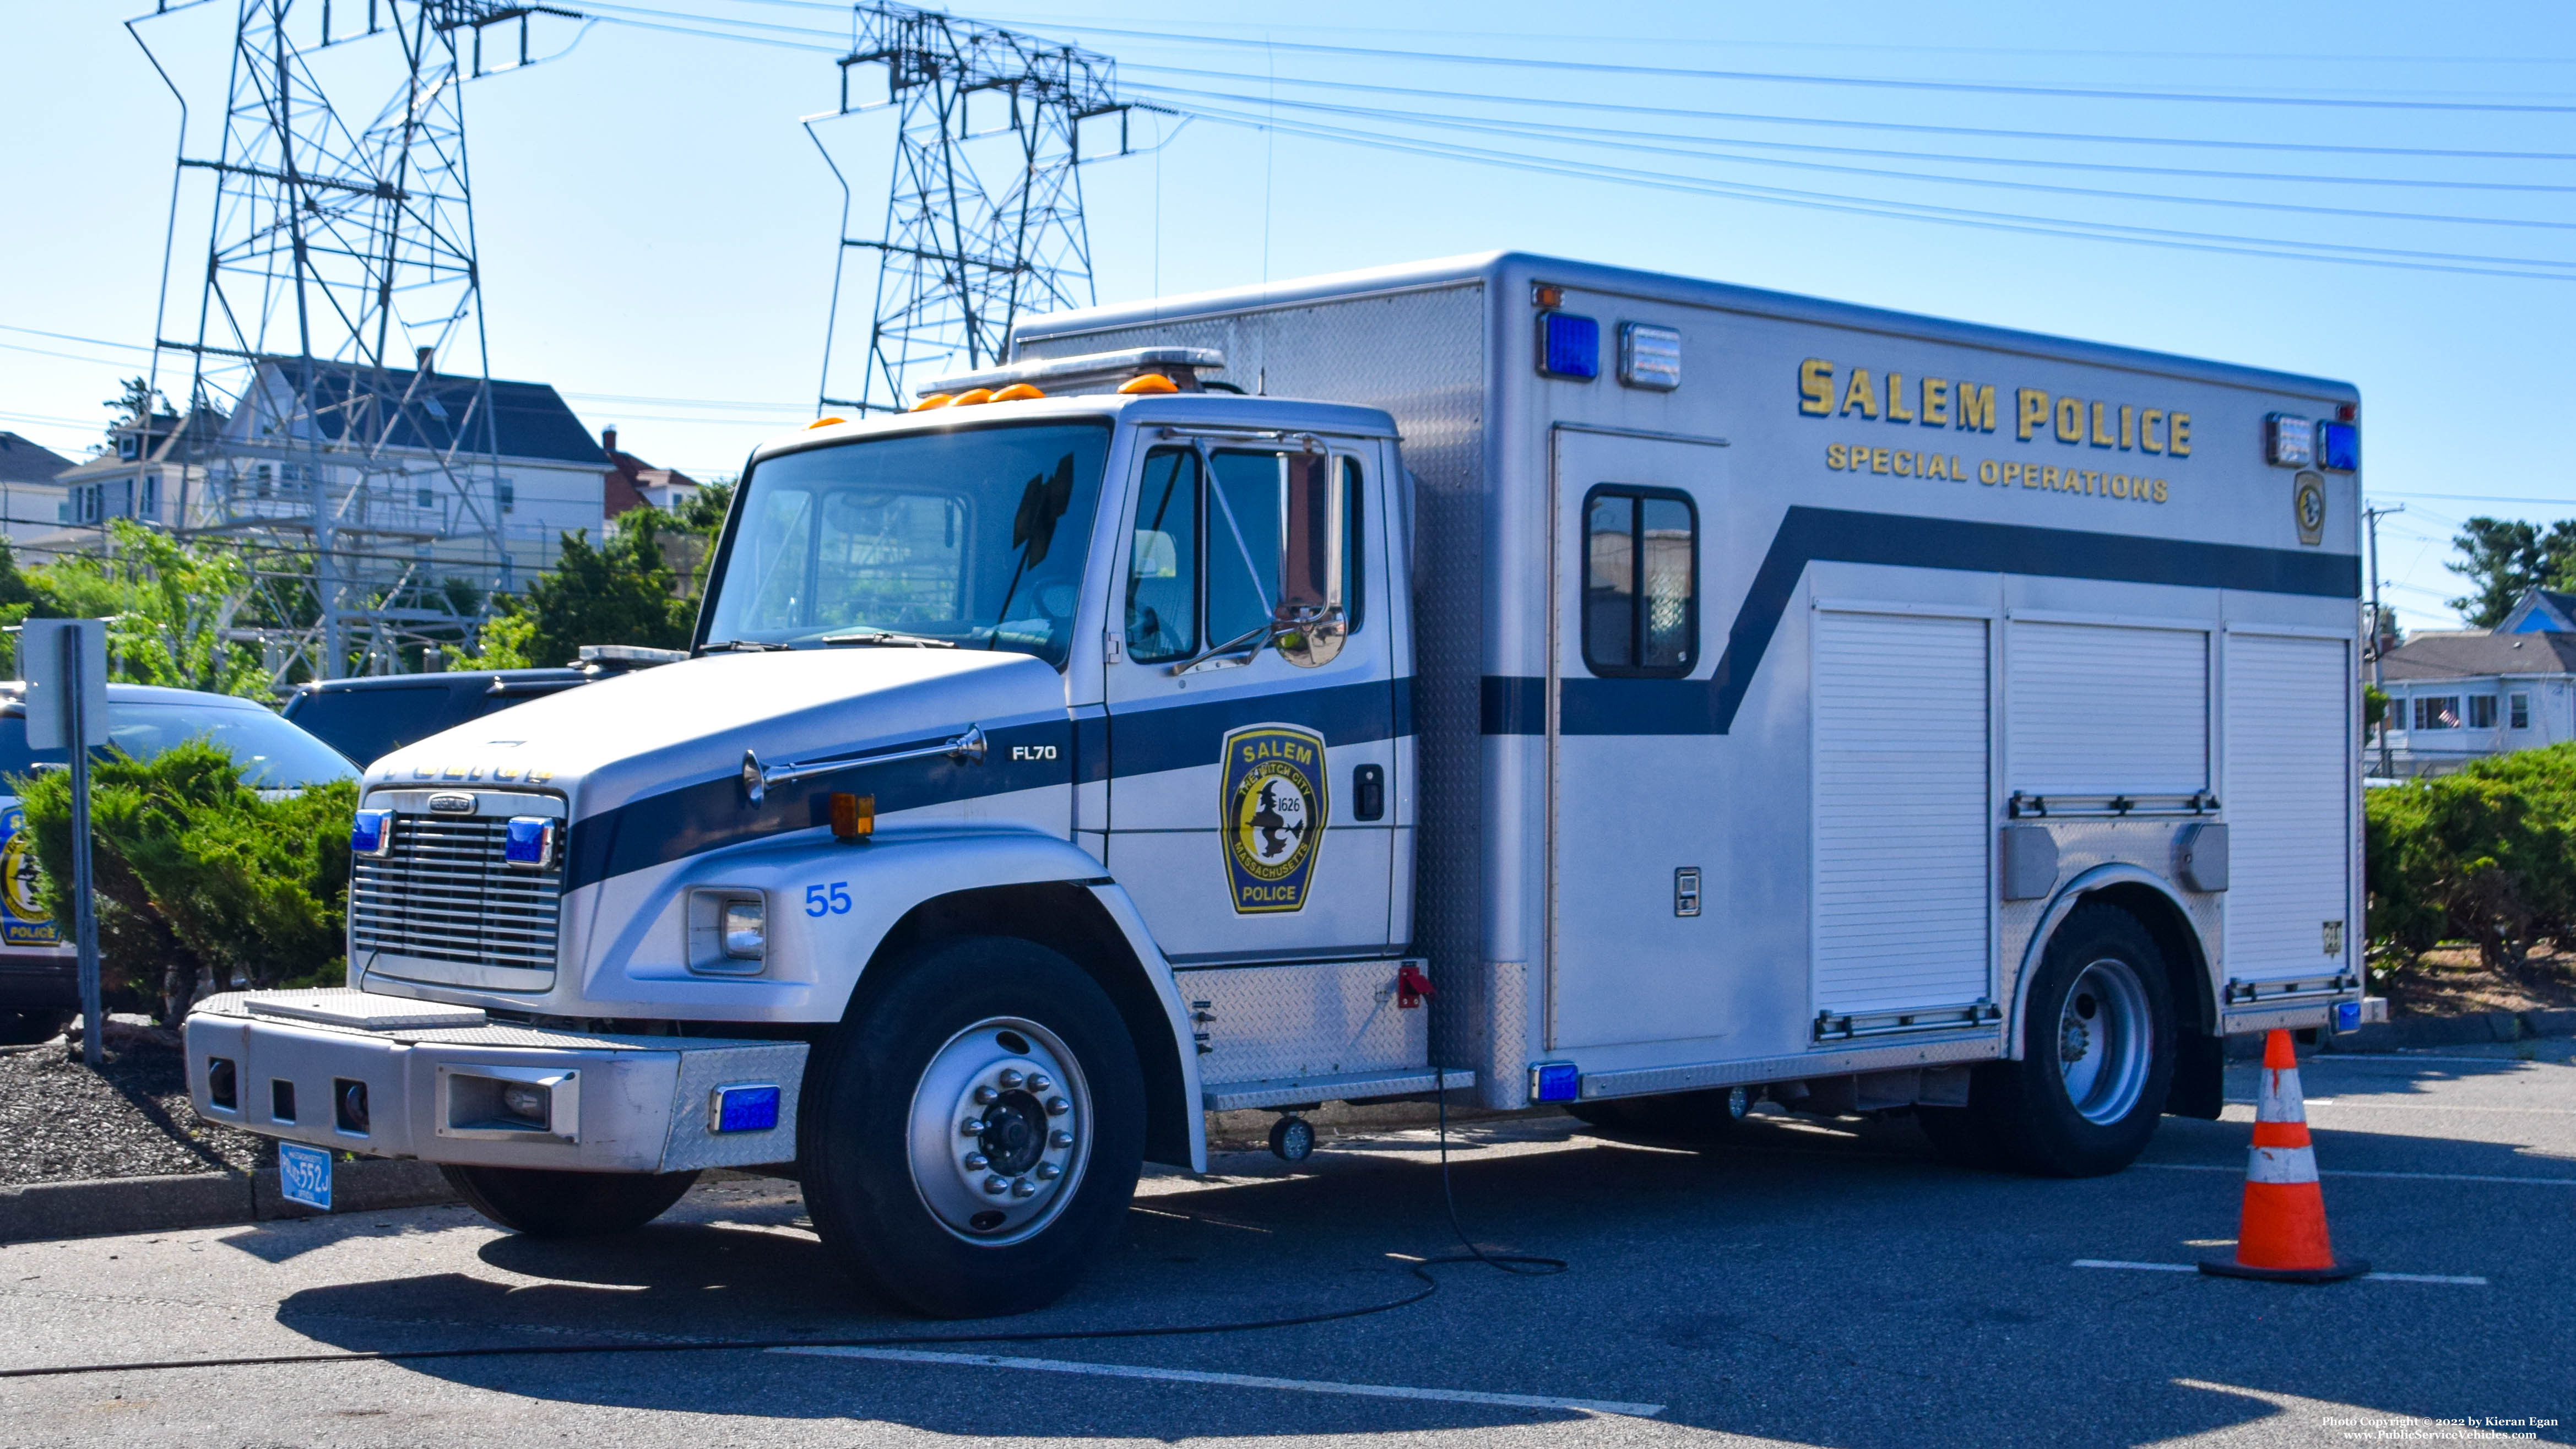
[800,935,1145,1318]
[438,1165,700,1236]
[1972,902,2177,1177]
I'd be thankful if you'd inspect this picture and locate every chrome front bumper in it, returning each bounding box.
[185,989,806,1174]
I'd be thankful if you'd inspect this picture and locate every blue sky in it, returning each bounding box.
[6,1,2573,631]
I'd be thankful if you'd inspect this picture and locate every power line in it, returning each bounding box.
[1129,81,2576,231]
[1128,62,2576,171]
[1172,97,2576,280]
[0,323,156,354]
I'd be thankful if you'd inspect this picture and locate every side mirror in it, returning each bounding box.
[1275,450,1345,667]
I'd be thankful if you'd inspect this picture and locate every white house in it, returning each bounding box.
[2374,588,2576,775]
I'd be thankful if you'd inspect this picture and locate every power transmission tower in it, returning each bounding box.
[810,4,1148,415]
[129,0,576,682]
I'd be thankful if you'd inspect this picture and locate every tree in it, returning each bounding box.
[102,377,167,437]
[36,520,267,696]
[2446,517,2576,627]
[15,742,356,1022]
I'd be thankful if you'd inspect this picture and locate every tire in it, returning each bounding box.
[1564,1085,1754,1139]
[1973,902,2177,1177]
[0,1010,72,1046]
[438,1165,701,1237]
[800,935,1145,1318]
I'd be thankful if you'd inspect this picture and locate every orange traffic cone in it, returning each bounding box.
[2201,1029,2368,1282]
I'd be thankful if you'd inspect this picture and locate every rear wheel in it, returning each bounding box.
[438,1165,700,1237]
[801,935,1144,1318]
[1972,903,2176,1177]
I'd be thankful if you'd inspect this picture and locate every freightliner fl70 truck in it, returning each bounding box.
[188,253,2368,1317]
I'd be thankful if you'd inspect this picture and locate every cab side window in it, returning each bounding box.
[1582,486,1696,677]
[1126,448,1364,664]
[1126,448,1200,663]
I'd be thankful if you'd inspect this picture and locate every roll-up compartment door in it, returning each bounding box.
[2006,622,2208,797]
[1812,610,1992,1017]
[2224,632,2352,981]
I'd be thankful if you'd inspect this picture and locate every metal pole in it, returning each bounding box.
[64,627,101,1069]
[2363,503,2402,779]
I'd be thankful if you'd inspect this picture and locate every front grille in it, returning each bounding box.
[349,813,563,971]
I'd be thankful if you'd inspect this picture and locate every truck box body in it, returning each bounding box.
[1013,251,2362,1109]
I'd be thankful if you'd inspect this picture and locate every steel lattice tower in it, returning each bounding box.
[813,4,1141,415]
[137,0,568,680]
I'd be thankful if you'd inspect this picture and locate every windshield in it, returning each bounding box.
[0,701,359,789]
[701,421,1111,668]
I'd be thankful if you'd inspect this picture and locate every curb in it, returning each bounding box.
[0,1159,457,1246]
[2320,1007,2576,1054]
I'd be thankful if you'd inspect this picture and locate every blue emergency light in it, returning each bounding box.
[1538,313,1599,381]
[710,1082,781,1134]
[350,808,393,857]
[2317,421,2360,473]
[1531,1061,1581,1102]
[502,816,558,870]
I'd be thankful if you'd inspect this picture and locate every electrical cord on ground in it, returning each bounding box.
[4,1071,1563,1381]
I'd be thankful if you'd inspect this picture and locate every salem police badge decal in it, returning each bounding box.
[1219,723,1327,913]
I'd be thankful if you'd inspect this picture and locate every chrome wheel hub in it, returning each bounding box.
[909,1017,1091,1245]
[2057,958,2151,1126]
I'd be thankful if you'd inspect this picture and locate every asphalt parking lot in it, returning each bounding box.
[3,1040,2570,1448]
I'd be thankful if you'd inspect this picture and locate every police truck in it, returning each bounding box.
[188,252,2368,1317]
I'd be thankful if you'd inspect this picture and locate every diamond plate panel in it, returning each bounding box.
[1016,284,1494,1087]
[1180,959,1429,1086]
[659,1042,809,1173]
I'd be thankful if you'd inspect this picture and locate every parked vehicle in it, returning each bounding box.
[190,252,2367,1315]
[283,647,685,769]
[0,684,358,1040]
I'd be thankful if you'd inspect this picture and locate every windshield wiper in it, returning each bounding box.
[822,630,956,649]
[699,639,794,654]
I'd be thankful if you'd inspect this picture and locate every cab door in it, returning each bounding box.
[1102,437,1397,963]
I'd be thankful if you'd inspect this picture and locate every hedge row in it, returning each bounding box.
[2365,741,2576,979]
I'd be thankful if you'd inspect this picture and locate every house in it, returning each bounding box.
[34,356,610,588]
[0,432,75,550]
[2373,590,2576,775]
[599,426,702,517]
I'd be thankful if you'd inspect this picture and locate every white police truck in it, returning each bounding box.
[189,252,2367,1316]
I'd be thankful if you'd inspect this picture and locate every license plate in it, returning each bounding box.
[278,1141,333,1211]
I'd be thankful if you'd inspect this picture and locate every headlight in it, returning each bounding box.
[722,898,766,960]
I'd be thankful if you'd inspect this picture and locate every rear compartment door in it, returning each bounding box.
[2222,630,2354,986]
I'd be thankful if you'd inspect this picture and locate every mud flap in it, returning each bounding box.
[2163,1030,2225,1120]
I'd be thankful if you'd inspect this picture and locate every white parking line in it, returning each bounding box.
[2074,1261,2488,1285]
[772,1346,1667,1418]
[2135,1161,2576,1187]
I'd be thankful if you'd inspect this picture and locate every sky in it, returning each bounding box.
[5,0,2574,632]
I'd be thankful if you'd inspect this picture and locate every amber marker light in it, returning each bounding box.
[950,388,996,406]
[807,415,848,429]
[991,383,1046,401]
[1117,372,1178,394]
[829,792,875,840]
[909,394,953,412]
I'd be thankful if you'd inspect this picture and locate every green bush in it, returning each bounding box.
[2365,743,2576,979]
[12,742,355,1023]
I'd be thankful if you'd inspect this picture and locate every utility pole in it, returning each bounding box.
[2362,501,2403,778]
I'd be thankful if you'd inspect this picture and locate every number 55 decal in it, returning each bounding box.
[805,882,853,916]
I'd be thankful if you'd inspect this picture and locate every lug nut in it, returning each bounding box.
[963,1151,989,1171]
[973,1086,997,1105]
[1045,1096,1069,1116]
[1027,1073,1052,1092]
[983,1174,1008,1195]
[1049,1128,1073,1149]
[961,1117,986,1136]
[1010,1177,1037,1198]
[998,1068,1025,1089]
[1034,1163,1061,1181]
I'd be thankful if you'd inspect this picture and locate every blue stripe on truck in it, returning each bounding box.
[1487,505,2358,737]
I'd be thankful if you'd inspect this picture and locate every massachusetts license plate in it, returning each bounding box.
[278,1141,333,1211]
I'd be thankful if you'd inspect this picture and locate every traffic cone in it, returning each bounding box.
[2200,1029,2368,1283]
